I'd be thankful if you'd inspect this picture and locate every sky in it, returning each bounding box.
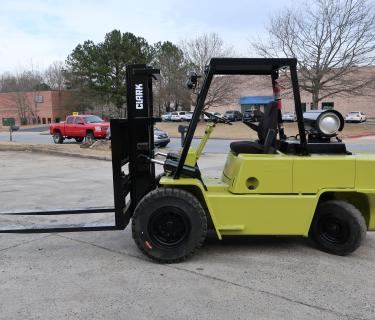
[0,0,294,73]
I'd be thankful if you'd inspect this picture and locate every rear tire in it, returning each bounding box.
[132,188,207,263]
[310,200,366,255]
[52,132,63,144]
[85,132,94,144]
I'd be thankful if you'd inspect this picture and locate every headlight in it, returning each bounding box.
[303,110,344,138]
[95,126,101,132]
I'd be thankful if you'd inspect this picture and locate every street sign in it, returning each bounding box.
[2,118,15,127]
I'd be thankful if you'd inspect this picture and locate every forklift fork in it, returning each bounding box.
[0,65,160,234]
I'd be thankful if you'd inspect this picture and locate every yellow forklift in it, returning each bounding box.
[2,59,374,264]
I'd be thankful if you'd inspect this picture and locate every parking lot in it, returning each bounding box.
[1,151,375,320]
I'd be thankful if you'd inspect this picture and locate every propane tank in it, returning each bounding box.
[303,110,345,142]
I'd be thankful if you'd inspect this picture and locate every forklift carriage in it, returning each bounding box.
[1,59,375,263]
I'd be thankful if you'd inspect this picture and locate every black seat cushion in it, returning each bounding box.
[230,141,264,154]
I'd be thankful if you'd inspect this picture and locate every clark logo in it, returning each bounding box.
[135,84,144,109]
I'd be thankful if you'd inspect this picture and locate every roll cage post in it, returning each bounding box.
[174,66,214,179]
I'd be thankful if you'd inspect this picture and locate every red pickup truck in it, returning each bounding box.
[49,115,109,144]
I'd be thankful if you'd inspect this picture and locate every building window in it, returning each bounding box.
[35,95,44,103]
[47,118,51,124]
[322,102,334,110]
[42,118,46,124]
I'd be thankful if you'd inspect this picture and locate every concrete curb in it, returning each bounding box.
[0,143,111,161]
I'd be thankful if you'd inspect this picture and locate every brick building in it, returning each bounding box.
[0,90,72,127]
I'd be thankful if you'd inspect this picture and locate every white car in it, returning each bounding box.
[204,112,223,121]
[161,112,172,121]
[170,111,186,121]
[181,111,193,121]
[345,111,367,123]
[282,112,297,122]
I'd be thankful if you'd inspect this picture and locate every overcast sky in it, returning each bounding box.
[0,0,295,73]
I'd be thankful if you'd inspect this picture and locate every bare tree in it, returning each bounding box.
[181,33,238,109]
[11,92,33,124]
[153,41,191,113]
[252,0,375,108]
[44,61,66,91]
[0,70,43,92]
[0,69,44,124]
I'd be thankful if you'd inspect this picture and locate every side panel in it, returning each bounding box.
[160,177,317,237]
[368,194,375,230]
[223,154,293,194]
[293,156,355,193]
[356,157,375,189]
[206,193,317,236]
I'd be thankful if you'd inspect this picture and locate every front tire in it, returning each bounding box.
[310,200,366,255]
[132,188,207,263]
[53,132,63,144]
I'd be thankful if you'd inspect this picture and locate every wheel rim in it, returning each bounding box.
[148,207,190,247]
[86,135,93,144]
[53,134,60,143]
[318,215,350,245]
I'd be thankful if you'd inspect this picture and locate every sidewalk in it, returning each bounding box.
[0,141,112,161]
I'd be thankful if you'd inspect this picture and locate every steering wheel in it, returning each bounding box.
[202,111,232,125]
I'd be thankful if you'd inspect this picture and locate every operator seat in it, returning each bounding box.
[230,101,278,155]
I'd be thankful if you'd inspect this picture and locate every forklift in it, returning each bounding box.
[2,59,375,264]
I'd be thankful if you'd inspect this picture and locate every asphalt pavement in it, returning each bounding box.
[1,151,375,320]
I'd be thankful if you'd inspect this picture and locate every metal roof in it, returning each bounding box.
[239,96,274,105]
[209,58,297,75]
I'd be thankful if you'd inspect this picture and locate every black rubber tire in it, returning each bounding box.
[132,188,207,263]
[52,132,63,144]
[310,200,366,256]
[85,131,94,144]
[157,142,169,148]
[75,137,84,143]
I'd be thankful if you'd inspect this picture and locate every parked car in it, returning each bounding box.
[223,110,242,121]
[203,112,223,121]
[106,127,170,148]
[154,127,170,147]
[345,111,367,123]
[161,112,172,121]
[181,111,194,121]
[282,112,297,122]
[49,114,109,144]
[242,109,263,122]
[170,111,186,121]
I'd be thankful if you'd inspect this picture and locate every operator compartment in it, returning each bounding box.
[222,152,293,194]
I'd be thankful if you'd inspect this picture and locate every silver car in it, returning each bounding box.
[282,112,297,122]
[106,127,170,148]
[154,127,170,147]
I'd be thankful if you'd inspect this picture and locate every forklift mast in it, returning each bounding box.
[0,64,160,233]
[111,64,160,229]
